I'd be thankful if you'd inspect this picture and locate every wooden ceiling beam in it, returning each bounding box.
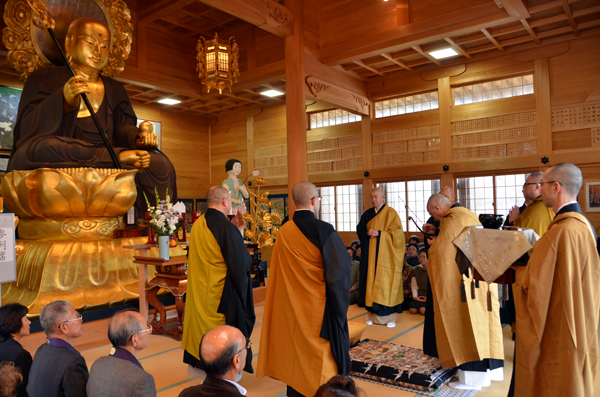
[498,0,530,19]
[138,0,199,23]
[520,19,541,45]
[197,0,294,38]
[444,37,473,60]
[353,60,386,77]
[481,28,506,52]
[381,53,415,71]
[560,0,581,37]
[529,5,600,29]
[411,45,443,66]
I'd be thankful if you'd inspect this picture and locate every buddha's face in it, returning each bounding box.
[66,19,111,73]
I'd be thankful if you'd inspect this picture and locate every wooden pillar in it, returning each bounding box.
[363,178,373,212]
[534,58,552,156]
[284,0,306,214]
[438,76,452,165]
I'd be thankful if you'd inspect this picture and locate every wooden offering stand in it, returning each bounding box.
[133,255,188,341]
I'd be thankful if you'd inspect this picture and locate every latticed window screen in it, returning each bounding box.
[457,173,529,217]
[318,186,335,226]
[375,92,439,119]
[454,75,534,106]
[317,184,363,231]
[495,173,528,216]
[457,176,495,216]
[310,109,361,129]
[379,179,440,232]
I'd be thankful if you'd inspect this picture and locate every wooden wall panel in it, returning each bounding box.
[211,118,248,188]
[549,36,600,108]
[132,101,211,199]
[372,109,440,132]
[254,105,287,148]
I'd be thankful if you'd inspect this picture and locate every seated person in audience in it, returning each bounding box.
[87,310,156,397]
[347,247,363,307]
[408,248,429,315]
[27,301,88,397]
[179,325,248,397]
[314,375,365,397]
[355,244,361,261]
[408,235,420,245]
[350,240,360,250]
[0,362,23,397]
[402,243,420,309]
[0,303,32,397]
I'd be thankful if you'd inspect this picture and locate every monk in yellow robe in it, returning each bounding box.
[509,171,555,237]
[182,186,255,377]
[357,187,405,327]
[258,181,350,397]
[515,163,600,397]
[426,194,504,390]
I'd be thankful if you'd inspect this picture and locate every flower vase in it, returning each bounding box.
[157,235,170,261]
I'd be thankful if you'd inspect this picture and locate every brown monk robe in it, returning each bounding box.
[8,17,177,216]
[426,194,504,388]
[515,163,600,397]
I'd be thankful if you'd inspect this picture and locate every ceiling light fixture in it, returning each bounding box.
[158,98,181,105]
[260,89,284,97]
[428,48,459,59]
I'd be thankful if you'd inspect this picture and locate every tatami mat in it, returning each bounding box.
[20,303,513,397]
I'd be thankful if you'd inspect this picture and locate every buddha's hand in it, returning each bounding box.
[136,131,159,149]
[63,75,89,113]
[119,150,151,168]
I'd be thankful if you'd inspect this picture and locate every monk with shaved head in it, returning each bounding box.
[182,185,255,379]
[424,193,504,390]
[258,181,351,397]
[357,186,405,328]
[514,163,600,397]
[180,325,248,396]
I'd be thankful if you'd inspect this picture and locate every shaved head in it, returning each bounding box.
[200,325,245,378]
[545,163,582,198]
[439,186,455,202]
[292,181,318,207]
[427,193,452,221]
[207,185,230,206]
[370,186,385,209]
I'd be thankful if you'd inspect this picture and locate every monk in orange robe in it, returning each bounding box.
[258,181,350,397]
[515,163,600,397]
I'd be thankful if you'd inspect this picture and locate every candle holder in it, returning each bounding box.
[143,212,156,245]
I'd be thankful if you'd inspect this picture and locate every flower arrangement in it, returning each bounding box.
[242,176,282,249]
[143,188,181,237]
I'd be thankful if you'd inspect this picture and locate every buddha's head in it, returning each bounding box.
[65,17,111,73]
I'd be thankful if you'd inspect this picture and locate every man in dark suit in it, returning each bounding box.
[27,300,89,397]
[179,325,248,397]
[87,310,156,396]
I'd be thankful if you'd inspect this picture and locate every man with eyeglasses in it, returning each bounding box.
[357,186,405,328]
[180,325,248,396]
[513,162,600,397]
[182,185,255,379]
[87,310,156,396]
[258,181,350,397]
[507,172,554,236]
[27,300,89,397]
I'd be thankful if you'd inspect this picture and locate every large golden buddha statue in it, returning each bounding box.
[7,17,177,217]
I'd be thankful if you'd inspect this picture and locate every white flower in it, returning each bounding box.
[252,169,260,177]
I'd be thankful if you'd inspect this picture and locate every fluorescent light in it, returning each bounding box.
[260,89,284,97]
[158,98,181,105]
[428,48,459,59]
